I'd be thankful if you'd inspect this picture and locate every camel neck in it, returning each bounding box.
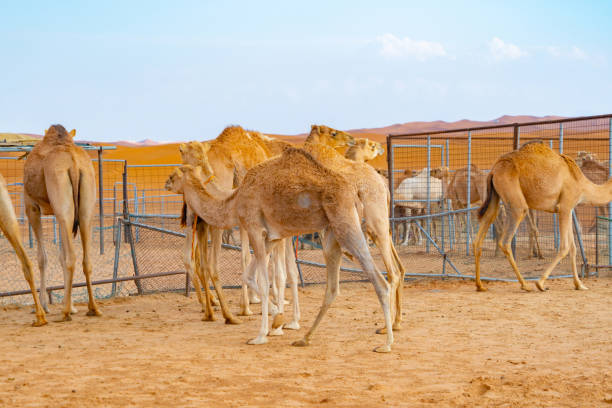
[581,178,612,206]
[183,175,238,229]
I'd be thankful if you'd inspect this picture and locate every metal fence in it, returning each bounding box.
[387,114,612,282]
[2,114,611,305]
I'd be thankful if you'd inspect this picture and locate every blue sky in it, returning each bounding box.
[1,1,611,142]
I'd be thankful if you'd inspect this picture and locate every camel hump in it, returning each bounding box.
[560,154,583,180]
[281,147,331,174]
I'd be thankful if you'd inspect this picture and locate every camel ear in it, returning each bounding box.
[179,143,186,154]
[68,129,76,138]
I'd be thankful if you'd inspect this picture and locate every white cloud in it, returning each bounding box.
[546,45,588,60]
[376,33,447,61]
[488,37,526,60]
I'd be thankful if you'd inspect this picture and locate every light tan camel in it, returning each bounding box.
[179,141,241,324]
[344,138,384,162]
[303,126,405,333]
[180,126,271,318]
[166,149,394,352]
[473,142,612,292]
[23,125,101,320]
[0,174,47,325]
[180,129,300,330]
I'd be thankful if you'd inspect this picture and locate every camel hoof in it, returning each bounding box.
[291,339,309,347]
[575,284,588,291]
[202,314,216,322]
[32,318,48,327]
[86,309,102,317]
[535,281,548,292]
[269,326,284,336]
[247,336,268,345]
[225,316,242,325]
[283,321,300,330]
[238,309,253,317]
[374,345,392,353]
[58,314,72,322]
[476,286,488,292]
[271,313,284,329]
[520,285,532,292]
[249,295,261,304]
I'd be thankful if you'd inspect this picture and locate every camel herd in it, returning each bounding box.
[1,123,609,352]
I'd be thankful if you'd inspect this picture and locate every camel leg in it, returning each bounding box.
[239,228,254,316]
[78,207,101,317]
[269,242,286,335]
[1,191,46,326]
[208,226,241,324]
[474,191,501,291]
[365,209,403,332]
[567,224,588,290]
[25,198,50,314]
[283,238,301,330]
[195,224,215,321]
[292,227,341,348]
[247,236,271,345]
[535,211,586,291]
[498,207,531,291]
[56,217,77,321]
[527,210,543,259]
[181,211,206,312]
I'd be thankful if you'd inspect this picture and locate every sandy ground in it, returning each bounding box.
[0,278,611,407]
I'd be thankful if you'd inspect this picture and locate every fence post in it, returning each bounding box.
[511,125,520,257]
[426,135,431,254]
[466,131,471,256]
[387,135,395,242]
[608,118,612,266]
[97,148,104,254]
[122,161,144,295]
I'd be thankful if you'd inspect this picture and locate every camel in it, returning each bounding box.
[165,149,394,352]
[393,168,443,246]
[23,125,101,321]
[303,126,405,334]
[0,174,47,326]
[344,138,384,162]
[473,141,612,292]
[432,165,543,259]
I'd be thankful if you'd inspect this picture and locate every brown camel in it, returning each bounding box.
[344,138,384,162]
[432,165,543,259]
[303,126,405,333]
[473,142,612,292]
[0,174,47,325]
[23,125,101,320]
[166,149,394,352]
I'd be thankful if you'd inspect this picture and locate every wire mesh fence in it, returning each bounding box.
[1,114,611,306]
[387,114,612,281]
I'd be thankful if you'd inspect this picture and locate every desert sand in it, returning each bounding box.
[0,278,610,407]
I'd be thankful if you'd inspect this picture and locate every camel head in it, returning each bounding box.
[309,125,355,148]
[430,167,450,180]
[354,138,384,161]
[179,141,214,174]
[42,124,76,145]
[165,167,185,194]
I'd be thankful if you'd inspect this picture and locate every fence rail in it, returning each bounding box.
[1,114,611,305]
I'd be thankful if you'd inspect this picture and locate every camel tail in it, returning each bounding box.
[68,167,81,237]
[478,173,497,220]
[180,201,205,229]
